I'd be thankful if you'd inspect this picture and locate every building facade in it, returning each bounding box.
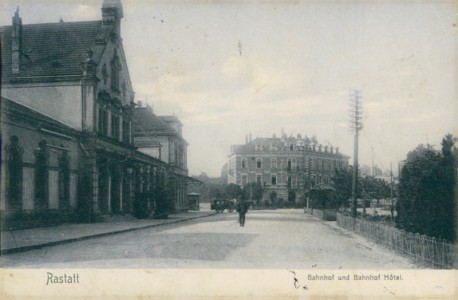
[1,98,80,218]
[227,132,349,205]
[1,0,190,224]
[133,104,190,212]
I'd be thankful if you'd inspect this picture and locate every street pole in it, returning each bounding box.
[351,131,359,217]
[390,162,394,221]
[349,90,362,218]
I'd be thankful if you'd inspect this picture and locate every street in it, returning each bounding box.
[1,209,415,269]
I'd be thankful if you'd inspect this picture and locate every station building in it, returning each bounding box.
[1,0,192,226]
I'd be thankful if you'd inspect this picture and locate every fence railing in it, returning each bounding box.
[336,213,456,269]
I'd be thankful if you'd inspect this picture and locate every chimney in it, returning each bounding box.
[336,147,339,154]
[138,100,142,107]
[297,133,302,140]
[330,146,334,154]
[11,7,22,74]
[318,145,322,152]
[324,145,328,153]
[102,0,123,35]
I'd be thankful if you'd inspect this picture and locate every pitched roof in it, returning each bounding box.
[1,96,79,136]
[159,115,182,125]
[231,137,348,158]
[134,136,162,148]
[133,107,178,136]
[1,20,102,83]
[233,137,287,153]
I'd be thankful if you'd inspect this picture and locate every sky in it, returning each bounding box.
[2,0,457,177]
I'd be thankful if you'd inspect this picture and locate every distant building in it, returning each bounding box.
[227,132,349,204]
[398,160,406,178]
[359,164,383,177]
[220,163,228,183]
[359,165,372,177]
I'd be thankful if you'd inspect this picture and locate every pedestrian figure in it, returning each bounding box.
[236,200,248,226]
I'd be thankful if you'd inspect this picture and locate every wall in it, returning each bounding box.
[1,109,80,213]
[138,147,160,159]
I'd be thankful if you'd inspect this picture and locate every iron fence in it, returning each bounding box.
[336,213,456,269]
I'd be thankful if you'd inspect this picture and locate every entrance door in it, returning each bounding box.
[111,168,121,214]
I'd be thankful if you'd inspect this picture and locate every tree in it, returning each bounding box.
[361,176,391,205]
[208,184,224,200]
[432,134,457,241]
[225,183,242,200]
[288,189,296,203]
[396,135,457,241]
[269,191,277,205]
[242,182,263,205]
[332,166,354,208]
[191,173,226,203]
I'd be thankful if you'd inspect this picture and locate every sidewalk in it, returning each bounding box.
[1,210,216,255]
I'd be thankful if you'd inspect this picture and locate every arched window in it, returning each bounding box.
[98,105,108,136]
[6,135,23,210]
[35,140,49,211]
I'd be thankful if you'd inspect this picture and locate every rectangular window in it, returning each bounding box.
[256,174,262,184]
[256,159,262,168]
[292,158,297,170]
[271,158,277,169]
[271,174,277,185]
[122,120,130,143]
[242,159,247,169]
[287,159,292,171]
[292,176,297,188]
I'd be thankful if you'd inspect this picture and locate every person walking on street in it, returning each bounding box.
[236,200,248,227]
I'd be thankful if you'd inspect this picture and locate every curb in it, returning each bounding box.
[1,212,218,255]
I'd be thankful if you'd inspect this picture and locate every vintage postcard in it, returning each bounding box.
[1,0,457,298]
